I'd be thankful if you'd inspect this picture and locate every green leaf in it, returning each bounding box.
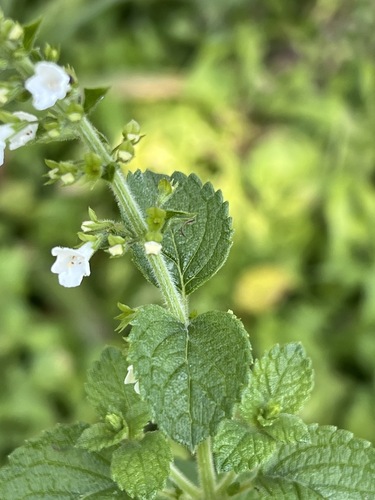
[111,431,172,499]
[115,303,138,333]
[83,87,109,113]
[259,424,375,499]
[22,18,42,51]
[262,414,309,444]
[76,421,129,452]
[214,420,276,473]
[127,170,233,295]
[85,346,150,439]
[253,475,323,499]
[0,423,129,499]
[129,306,251,450]
[240,343,313,425]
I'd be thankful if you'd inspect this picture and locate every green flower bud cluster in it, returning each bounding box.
[115,120,143,164]
[78,207,130,258]
[146,206,166,243]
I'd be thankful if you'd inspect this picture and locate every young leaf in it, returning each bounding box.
[0,423,129,499]
[126,170,233,295]
[22,18,42,51]
[129,306,251,450]
[240,343,313,425]
[214,420,276,473]
[262,414,310,444]
[76,421,129,452]
[111,431,172,499]
[83,87,109,113]
[259,424,375,499]
[85,346,150,439]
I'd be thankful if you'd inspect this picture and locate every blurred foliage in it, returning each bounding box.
[1,0,375,464]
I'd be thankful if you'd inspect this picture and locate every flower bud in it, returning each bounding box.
[116,140,134,163]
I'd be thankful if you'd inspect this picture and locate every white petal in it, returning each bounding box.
[144,241,162,255]
[51,243,95,288]
[13,111,37,122]
[25,62,71,111]
[124,365,136,385]
[0,123,13,142]
[58,270,85,288]
[9,123,38,150]
[78,241,96,259]
[0,141,6,166]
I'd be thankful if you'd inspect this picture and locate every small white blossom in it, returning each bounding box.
[81,220,96,232]
[144,241,162,255]
[25,62,71,110]
[124,365,140,394]
[8,112,38,150]
[60,172,75,185]
[0,112,38,166]
[51,242,95,288]
[108,244,125,257]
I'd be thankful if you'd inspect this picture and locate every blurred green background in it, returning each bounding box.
[1,0,375,463]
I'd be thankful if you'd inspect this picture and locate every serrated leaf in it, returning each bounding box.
[260,424,375,499]
[214,420,276,473]
[263,414,310,444]
[111,431,172,499]
[83,87,109,113]
[240,343,313,425]
[253,475,323,499]
[0,423,130,499]
[23,18,42,51]
[127,170,233,295]
[129,306,251,449]
[77,422,129,452]
[85,346,150,438]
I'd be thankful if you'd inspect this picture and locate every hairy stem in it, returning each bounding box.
[77,117,188,323]
[169,464,201,499]
[196,438,216,500]
[215,471,237,496]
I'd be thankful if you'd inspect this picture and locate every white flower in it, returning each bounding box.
[8,112,38,150]
[25,62,71,110]
[144,241,162,255]
[81,220,96,233]
[51,242,95,288]
[124,365,140,394]
[108,244,125,257]
[60,172,75,185]
[0,123,13,166]
[0,112,38,166]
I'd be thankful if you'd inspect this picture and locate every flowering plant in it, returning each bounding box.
[0,11,374,500]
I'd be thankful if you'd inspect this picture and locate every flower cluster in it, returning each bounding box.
[0,61,70,165]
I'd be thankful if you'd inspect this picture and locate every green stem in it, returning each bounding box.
[196,438,216,500]
[111,169,148,236]
[215,471,237,496]
[78,116,113,163]
[169,464,201,499]
[77,117,188,323]
[158,489,178,500]
[146,252,188,323]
